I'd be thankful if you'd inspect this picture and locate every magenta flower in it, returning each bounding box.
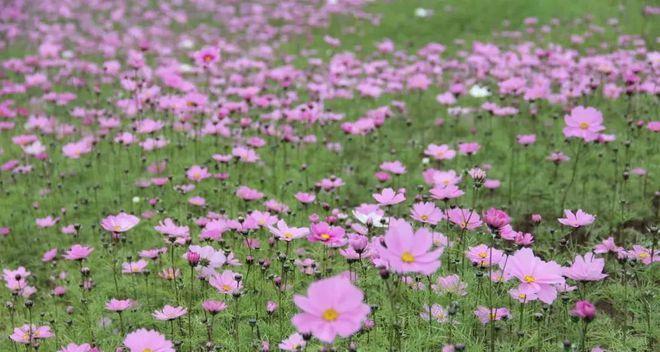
[558,209,595,228]
[563,252,607,281]
[373,188,406,206]
[501,248,565,304]
[483,208,510,230]
[123,329,174,352]
[100,212,140,233]
[570,300,596,321]
[291,275,370,343]
[63,244,94,261]
[374,219,443,275]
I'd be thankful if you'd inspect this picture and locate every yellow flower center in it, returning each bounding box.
[222,284,231,292]
[283,232,293,239]
[579,122,589,130]
[436,151,444,158]
[203,55,213,62]
[420,215,429,221]
[320,233,331,240]
[489,312,497,320]
[478,252,488,258]
[143,349,153,352]
[638,252,650,259]
[113,225,121,232]
[523,275,536,283]
[518,293,526,299]
[322,308,339,321]
[401,251,415,263]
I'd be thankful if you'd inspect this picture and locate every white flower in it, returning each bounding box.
[132,196,141,204]
[353,210,389,227]
[415,8,431,18]
[469,85,491,98]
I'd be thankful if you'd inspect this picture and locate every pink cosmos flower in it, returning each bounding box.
[209,270,243,294]
[380,161,406,174]
[516,134,536,145]
[10,324,54,344]
[185,245,226,278]
[420,304,448,322]
[563,106,605,142]
[547,152,570,164]
[291,275,370,343]
[123,329,174,352]
[153,305,187,321]
[268,220,309,242]
[458,142,480,155]
[63,244,94,261]
[100,213,140,233]
[308,222,346,247]
[558,209,595,228]
[236,186,264,201]
[374,219,443,275]
[295,192,316,204]
[42,248,57,262]
[194,46,220,67]
[430,185,464,201]
[36,215,59,228]
[593,237,622,254]
[501,248,565,304]
[279,333,306,351]
[202,300,228,314]
[424,144,457,160]
[474,307,510,324]
[466,244,505,267]
[186,165,210,182]
[373,188,406,206]
[628,245,659,265]
[122,260,148,274]
[410,202,444,225]
[58,343,94,352]
[446,208,482,230]
[155,218,190,238]
[105,299,136,312]
[564,252,607,281]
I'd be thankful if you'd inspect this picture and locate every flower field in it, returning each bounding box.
[0,0,658,351]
